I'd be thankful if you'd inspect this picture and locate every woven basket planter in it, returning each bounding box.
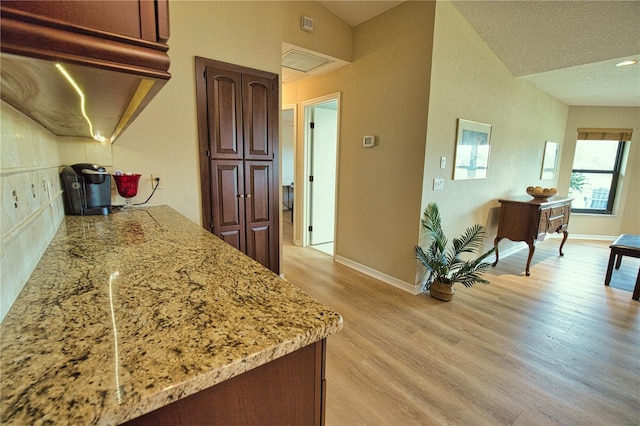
[429,280,455,301]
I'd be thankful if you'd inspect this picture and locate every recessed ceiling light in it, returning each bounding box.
[616,60,638,67]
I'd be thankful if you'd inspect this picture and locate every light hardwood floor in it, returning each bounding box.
[282,238,640,425]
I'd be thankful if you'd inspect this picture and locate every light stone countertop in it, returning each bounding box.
[0,205,343,425]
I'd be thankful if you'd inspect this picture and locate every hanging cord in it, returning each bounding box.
[134,177,160,206]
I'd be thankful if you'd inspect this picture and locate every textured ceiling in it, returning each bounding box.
[311,1,640,107]
[451,1,640,107]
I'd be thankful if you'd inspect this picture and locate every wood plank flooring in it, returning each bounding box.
[282,238,640,425]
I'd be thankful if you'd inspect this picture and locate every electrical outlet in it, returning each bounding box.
[151,174,163,190]
[433,178,444,191]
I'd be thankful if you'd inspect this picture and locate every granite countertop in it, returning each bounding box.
[0,206,343,425]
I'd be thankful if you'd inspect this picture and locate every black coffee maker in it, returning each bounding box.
[61,163,112,215]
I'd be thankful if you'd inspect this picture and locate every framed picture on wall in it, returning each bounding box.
[453,119,492,180]
[540,141,559,180]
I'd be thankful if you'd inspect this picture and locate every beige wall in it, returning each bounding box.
[558,106,640,236]
[422,2,569,282]
[111,1,352,225]
[283,1,435,289]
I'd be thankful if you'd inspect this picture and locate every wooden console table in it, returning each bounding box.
[492,196,573,276]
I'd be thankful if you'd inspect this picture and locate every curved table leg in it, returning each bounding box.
[492,237,501,267]
[525,243,535,276]
[559,230,569,256]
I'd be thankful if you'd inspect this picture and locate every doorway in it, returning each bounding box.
[281,105,295,243]
[303,94,339,256]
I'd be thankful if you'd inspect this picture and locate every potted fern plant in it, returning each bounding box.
[415,203,495,301]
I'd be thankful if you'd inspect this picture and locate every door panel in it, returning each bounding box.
[220,230,242,251]
[243,75,276,160]
[309,104,337,246]
[211,160,245,252]
[247,225,271,270]
[245,161,274,270]
[246,162,271,223]
[1,0,144,39]
[206,67,243,159]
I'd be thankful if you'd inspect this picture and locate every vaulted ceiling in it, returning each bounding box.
[306,1,640,107]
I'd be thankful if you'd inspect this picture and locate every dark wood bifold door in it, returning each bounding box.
[196,57,279,274]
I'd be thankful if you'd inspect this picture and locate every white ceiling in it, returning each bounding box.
[309,0,640,107]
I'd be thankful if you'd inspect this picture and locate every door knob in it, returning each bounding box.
[246,194,252,198]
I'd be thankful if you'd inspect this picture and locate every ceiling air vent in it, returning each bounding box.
[282,49,333,73]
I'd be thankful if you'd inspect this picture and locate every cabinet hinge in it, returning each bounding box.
[206,149,211,157]
[309,175,314,182]
[308,226,313,232]
[310,122,315,129]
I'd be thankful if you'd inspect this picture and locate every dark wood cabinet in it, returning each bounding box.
[0,0,171,142]
[493,196,573,276]
[1,0,170,43]
[124,339,327,426]
[196,58,279,274]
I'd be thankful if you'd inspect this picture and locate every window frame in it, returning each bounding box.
[570,140,625,215]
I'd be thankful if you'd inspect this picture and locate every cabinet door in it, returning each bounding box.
[243,74,278,161]
[0,0,161,41]
[205,67,244,159]
[245,161,276,271]
[196,57,280,274]
[211,160,245,252]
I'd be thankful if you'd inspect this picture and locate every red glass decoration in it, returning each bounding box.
[113,174,141,198]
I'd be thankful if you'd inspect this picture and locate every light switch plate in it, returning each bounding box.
[440,156,446,169]
[433,178,444,191]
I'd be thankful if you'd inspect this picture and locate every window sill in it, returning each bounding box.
[571,212,617,217]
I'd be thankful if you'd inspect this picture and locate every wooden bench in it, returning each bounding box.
[604,234,640,300]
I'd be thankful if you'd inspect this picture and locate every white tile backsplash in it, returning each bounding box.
[1,102,69,322]
[1,101,113,322]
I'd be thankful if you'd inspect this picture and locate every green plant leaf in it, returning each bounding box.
[415,203,495,290]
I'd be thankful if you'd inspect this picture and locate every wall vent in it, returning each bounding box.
[301,16,314,32]
[282,49,332,73]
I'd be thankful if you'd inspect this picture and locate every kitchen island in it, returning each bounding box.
[0,206,343,424]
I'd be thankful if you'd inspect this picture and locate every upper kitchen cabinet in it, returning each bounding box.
[0,0,171,143]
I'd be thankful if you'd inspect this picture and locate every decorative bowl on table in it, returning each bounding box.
[526,186,557,199]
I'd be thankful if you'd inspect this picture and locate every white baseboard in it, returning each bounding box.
[334,255,422,295]
[495,234,616,260]
[549,233,617,241]
[310,234,618,298]
[494,243,526,260]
